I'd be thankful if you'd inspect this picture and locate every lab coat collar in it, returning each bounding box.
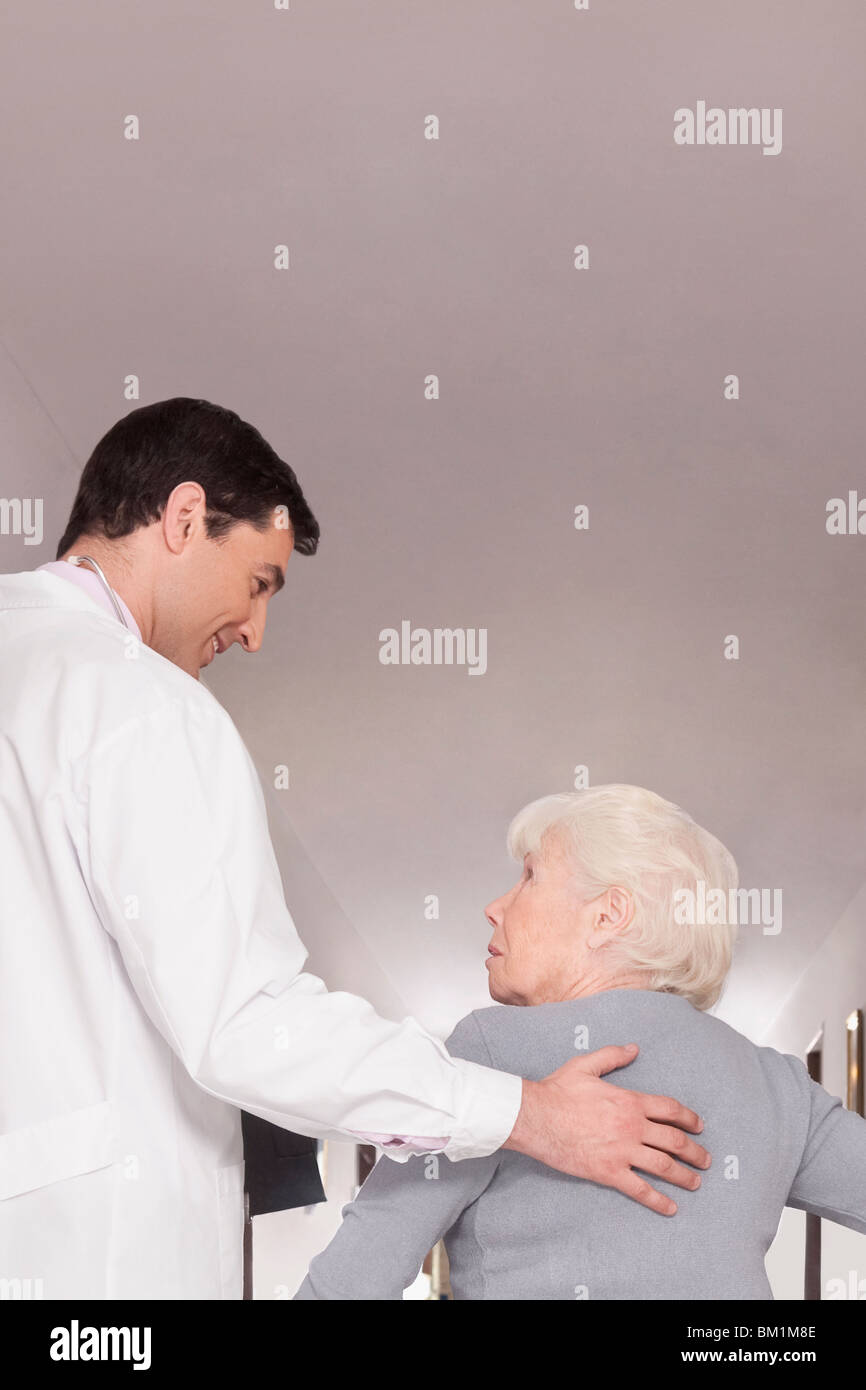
[1,568,138,633]
[36,561,142,639]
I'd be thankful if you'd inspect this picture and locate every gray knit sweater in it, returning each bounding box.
[294,989,866,1300]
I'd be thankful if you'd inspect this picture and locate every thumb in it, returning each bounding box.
[572,1043,639,1077]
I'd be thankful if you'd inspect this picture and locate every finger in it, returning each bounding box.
[611,1168,679,1216]
[635,1090,704,1134]
[641,1121,711,1171]
[572,1044,640,1077]
[629,1143,704,1193]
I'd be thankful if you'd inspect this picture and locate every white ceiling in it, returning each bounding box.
[2,0,864,1046]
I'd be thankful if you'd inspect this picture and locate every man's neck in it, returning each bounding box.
[59,540,152,643]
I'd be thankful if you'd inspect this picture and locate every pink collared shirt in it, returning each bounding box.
[38,560,142,640]
[35,559,452,1157]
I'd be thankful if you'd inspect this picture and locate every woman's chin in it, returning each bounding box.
[486,975,506,1003]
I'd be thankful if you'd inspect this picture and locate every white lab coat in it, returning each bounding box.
[0,570,521,1299]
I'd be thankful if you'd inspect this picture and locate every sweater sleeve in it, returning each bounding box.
[293,1013,504,1299]
[783,1054,866,1234]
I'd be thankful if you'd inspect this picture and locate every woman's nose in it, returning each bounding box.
[485,897,504,929]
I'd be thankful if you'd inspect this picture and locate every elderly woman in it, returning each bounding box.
[294,784,866,1300]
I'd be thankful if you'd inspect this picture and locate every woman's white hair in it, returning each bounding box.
[506,784,739,1011]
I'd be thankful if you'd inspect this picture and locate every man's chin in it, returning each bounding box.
[195,641,219,677]
[146,634,204,680]
[178,653,202,680]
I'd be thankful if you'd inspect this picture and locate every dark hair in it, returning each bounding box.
[55,397,320,559]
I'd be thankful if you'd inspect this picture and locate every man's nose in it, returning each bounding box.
[236,616,264,653]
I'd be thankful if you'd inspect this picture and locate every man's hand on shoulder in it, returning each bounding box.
[503,1044,710,1215]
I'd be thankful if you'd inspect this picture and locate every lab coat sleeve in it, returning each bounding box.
[294,1012,503,1299]
[68,689,522,1164]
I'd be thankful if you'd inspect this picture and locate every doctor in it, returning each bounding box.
[0,398,710,1299]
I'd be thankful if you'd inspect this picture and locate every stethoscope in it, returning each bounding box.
[66,555,131,632]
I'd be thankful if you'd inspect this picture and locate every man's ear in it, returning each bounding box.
[161,482,208,555]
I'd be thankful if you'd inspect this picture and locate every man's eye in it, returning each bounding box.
[256,579,269,595]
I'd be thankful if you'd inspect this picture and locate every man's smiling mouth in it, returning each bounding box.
[202,633,225,667]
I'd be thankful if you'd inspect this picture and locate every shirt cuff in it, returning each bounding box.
[351,1132,450,1153]
[441,1060,523,1162]
[347,1064,523,1165]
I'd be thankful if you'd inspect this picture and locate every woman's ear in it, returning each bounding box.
[605,886,634,933]
[589,887,634,946]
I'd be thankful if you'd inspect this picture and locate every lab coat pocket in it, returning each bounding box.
[215,1160,245,1300]
[0,1099,116,1200]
